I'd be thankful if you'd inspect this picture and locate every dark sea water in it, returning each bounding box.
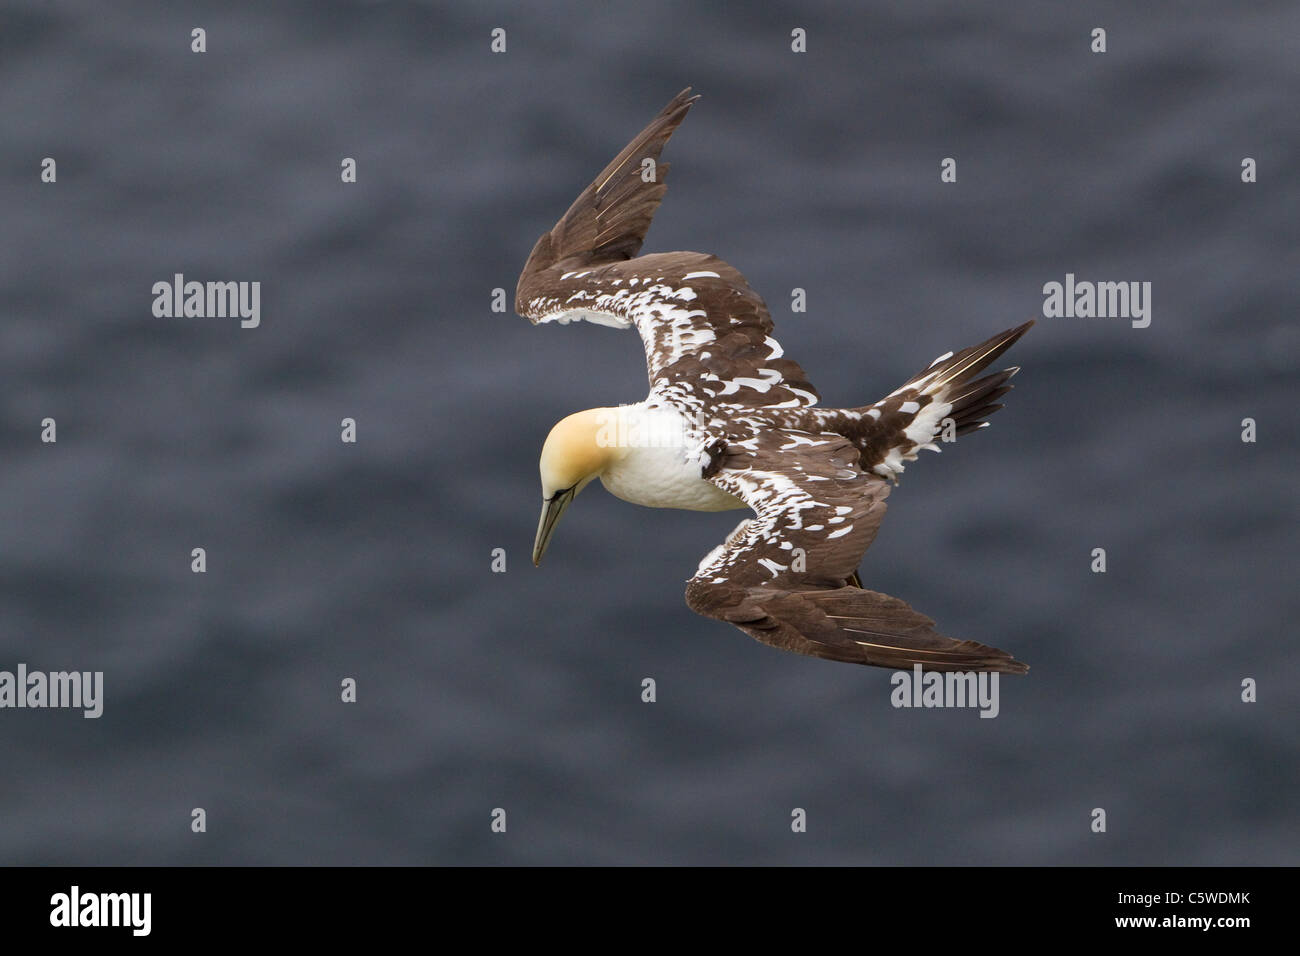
[0,0,1296,865]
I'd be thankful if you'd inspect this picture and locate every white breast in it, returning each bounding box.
[597,406,745,512]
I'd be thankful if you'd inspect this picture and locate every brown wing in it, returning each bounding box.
[515,89,820,425]
[687,429,1029,673]
[516,87,698,308]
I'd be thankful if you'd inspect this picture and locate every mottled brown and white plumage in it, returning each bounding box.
[518,89,1032,674]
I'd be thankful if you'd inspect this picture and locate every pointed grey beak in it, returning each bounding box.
[533,487,576,566]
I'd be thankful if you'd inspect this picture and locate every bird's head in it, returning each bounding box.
[533,408,624,565]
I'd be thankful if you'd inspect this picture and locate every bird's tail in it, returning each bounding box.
[851,321,1033,481]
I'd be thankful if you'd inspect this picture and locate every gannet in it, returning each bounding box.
[517,89,1032,674]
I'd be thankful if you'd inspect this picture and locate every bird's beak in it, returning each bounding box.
[533,487,576,566]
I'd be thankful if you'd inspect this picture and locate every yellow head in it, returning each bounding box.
[533,408,623,565]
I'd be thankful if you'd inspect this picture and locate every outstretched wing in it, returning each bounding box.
[515,89,821,426]
[519,87,698,275]
[686,429,1029,673]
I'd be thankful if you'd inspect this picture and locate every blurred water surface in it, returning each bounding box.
[0,0,1296,864]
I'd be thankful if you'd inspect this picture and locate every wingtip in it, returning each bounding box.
[1006,319,1035,339]
[979,652,1029,675]
[670,87,702,110]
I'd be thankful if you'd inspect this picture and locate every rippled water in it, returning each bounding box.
[1,0,1296,864]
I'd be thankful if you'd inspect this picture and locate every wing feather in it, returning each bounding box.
[687,429,1029,673]
[515,91,820,426]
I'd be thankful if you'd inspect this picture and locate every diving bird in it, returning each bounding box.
[516,89,1032,674]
